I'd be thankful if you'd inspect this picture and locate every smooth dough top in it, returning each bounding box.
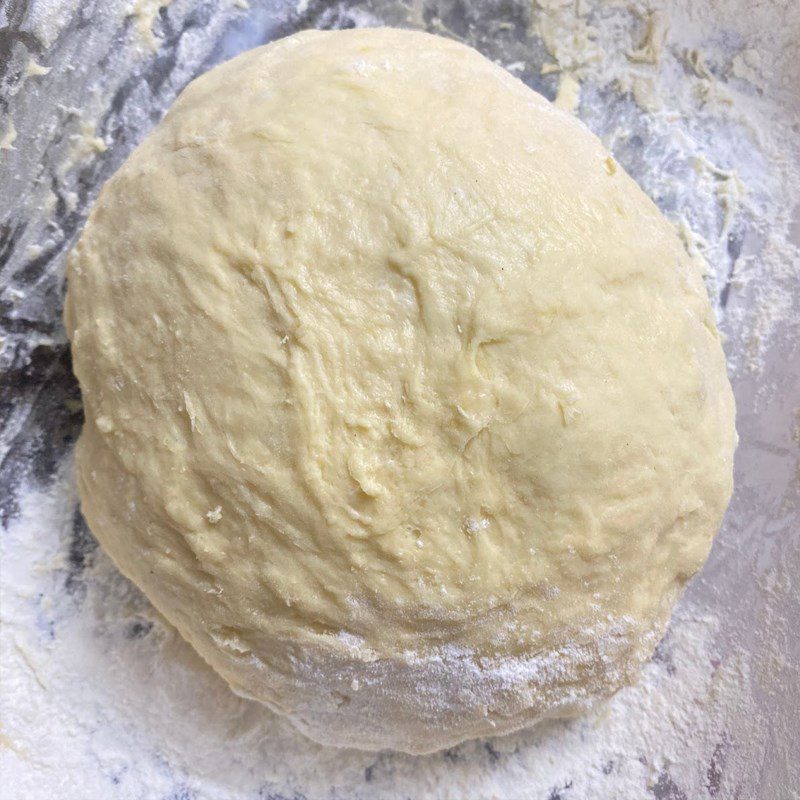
[65,28,736,753]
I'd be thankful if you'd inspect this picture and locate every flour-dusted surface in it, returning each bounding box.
[0,466,765,798]
[1,0,798,798]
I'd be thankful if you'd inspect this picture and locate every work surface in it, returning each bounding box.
[1,1,798,798]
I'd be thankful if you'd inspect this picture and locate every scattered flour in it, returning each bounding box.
[0,462,766,799]
[2,0,798,797]
[523,0,800,376]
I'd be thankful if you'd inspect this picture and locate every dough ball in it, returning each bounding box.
[65,28,736,754]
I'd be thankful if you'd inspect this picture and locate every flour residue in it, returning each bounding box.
[2,0,798,797]
[0,462,764,799]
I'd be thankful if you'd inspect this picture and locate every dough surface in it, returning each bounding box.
[65,28,736,754]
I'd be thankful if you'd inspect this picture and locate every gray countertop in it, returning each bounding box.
[1,1,798,798]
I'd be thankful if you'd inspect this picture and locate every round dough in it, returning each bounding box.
[65,28,736,754]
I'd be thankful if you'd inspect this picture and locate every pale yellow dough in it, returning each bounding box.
[65,28,736,753]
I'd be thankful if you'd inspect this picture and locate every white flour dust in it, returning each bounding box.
[1,461,763,799]
[521,0,800,378]
[2,0,798,797]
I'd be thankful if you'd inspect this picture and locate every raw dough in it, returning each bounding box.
[64,28,736,754]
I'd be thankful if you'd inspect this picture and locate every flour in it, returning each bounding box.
[0,462,765,799]
[2,0,798,797]
[520,0,800,376]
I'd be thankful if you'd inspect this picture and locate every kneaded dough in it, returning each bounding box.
[65,28,736,754]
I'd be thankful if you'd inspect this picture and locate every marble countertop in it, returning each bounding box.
[1,1,798,798]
